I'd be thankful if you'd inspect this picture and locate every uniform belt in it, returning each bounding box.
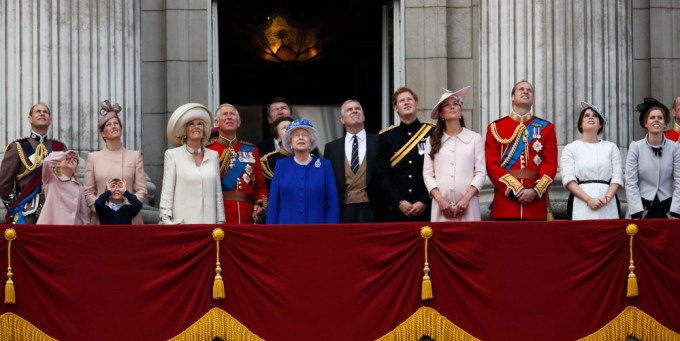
[508,169,539,180]
[223,191,255,203]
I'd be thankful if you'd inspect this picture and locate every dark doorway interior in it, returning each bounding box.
[217,0,388,143]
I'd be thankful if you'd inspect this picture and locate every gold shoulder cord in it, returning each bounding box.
[491,123,527,168]
[15,142,48,181]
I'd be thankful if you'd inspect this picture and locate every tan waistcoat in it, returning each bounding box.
[344,156,369,204]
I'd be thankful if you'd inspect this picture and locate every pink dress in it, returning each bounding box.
[36,152,90,225]
[423,128,487,222]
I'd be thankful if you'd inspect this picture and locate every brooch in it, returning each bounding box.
[315,159,321,168]
[533,155,542,166]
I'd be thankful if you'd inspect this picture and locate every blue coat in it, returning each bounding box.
[266,156,339,224]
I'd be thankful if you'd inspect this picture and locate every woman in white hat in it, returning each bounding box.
[625,98,680,219]
[561,101,623,220]
[158,103,225,224]
[84,100,148,224]
[423,87,486,222]
[265,119,339,224]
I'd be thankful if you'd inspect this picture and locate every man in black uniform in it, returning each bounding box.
[0,103,66,224]
[376,87,433,222]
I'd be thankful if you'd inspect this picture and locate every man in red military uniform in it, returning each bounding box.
[485,80,558,220]
[207,103,267,224]
[664,95,680,142]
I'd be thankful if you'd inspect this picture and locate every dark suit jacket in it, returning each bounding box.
[323,132,380,216]
[256,138,278,157]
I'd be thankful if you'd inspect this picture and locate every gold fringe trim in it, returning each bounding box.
[625,224,638,298]
[4,228,17,305]
[420,226,433,301]
[168,307,263,341]
[212,228,225,300]
[0,312,58,341]
[375,306,480,341]
[577,306,680,341]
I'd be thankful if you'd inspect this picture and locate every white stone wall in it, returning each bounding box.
[0,0,142,152]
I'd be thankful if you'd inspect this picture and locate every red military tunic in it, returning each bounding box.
[485,112,558,220]
[664,123,680,142]
[207,139,268,224]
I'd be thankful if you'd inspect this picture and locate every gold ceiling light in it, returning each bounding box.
[254,14,323,64]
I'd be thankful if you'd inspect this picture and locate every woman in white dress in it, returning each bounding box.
[423,87,486,222]
[158,103,225,224]
[561,101,623,220]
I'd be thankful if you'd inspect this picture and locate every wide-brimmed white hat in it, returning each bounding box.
[282,119,319,153]
[580,101,609,125]
[166,103,213,147]
[430,86,471,119]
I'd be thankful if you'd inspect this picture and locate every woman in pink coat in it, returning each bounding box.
[84,100,147,224]
[37,150,89,225]
[423,87,487,222]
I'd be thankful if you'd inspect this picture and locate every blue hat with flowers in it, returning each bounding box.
[282,119,319,153]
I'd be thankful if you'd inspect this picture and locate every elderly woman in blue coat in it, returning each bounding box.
[266,119,339,224]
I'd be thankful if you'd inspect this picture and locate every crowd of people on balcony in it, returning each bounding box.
[2,84,680,225]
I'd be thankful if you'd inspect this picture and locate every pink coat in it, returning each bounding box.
[37,152,90,225]
[83,147,147,224]
[423,128,487,222]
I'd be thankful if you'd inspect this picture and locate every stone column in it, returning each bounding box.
[140,0,210,196]
[0,0,142,152]
[480,0,634,150]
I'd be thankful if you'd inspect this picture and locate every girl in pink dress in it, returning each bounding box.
[37,150,89,225]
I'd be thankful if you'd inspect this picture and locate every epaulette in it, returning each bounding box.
[206,137,218,147]
[424,121,436,127]
[530,116,552,125]
[241,140,256,147]
[260,150,279,162]
[3,137,28,153]
[379,125,397,134]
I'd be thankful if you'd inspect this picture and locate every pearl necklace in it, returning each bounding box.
[185,144,203,155]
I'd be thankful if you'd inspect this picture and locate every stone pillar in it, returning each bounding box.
[0,0,142,152]
[480,0,634,150]
[633,0,680,139]
[140,0,210,197]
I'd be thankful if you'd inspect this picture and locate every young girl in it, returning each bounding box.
[37,150,89,225]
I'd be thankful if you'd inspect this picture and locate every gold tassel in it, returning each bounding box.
[420,226,433,301]
[212,228,225,300]
[625,224,638,298]
[4,228,17,305]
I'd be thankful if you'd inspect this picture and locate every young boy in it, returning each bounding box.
[94,178,143,225]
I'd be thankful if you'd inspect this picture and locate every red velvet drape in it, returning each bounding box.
[1,220,678,340]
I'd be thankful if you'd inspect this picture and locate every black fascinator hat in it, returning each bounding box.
[636,97,670,128]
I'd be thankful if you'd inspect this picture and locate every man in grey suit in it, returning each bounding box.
[323,99,380,223]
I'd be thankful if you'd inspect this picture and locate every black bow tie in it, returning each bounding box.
[651,146,663,157]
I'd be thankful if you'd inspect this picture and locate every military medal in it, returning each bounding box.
[533,155,542,166]
[245,164,252,175]
[315,158,321,168]
[242,174,251,184]
[418,140,426,155]
[532,126,541,139]
[532,140,543,153]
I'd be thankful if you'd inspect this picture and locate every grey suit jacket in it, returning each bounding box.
[625,137,680,217]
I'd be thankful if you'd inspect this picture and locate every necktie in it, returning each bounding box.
[351,135,359,174]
